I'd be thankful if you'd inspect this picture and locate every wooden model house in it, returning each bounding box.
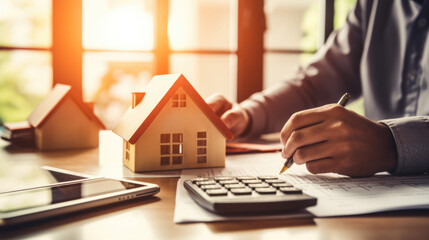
[28,84,105,150]
[113,74,234,172]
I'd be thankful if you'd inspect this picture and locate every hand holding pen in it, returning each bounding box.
[279,93,350,174]
[279,93,397,177]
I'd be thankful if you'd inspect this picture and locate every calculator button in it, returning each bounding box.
[236,176,258,180]
[214,176,235,181]
[248,183,270,189]
[192,178,209,183]
[219,180,240,185]
[224,184,246,189]
[279,187,302,194]
[255,187,277,194]
[258,176,278,180]
[272,183,294,188]
[265,179,286,184]
[242,179,262,184]
[200,184,222,190]
[197,180,217,185]
[230,188,252,195]
[206,189,228,196]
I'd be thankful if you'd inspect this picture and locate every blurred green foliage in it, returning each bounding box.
[302,0,357,51]
[0,52,47,124]
[0,0,51,125]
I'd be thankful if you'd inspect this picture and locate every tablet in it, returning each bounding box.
[0,166,160,227]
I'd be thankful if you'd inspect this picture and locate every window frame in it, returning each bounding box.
[0,0,334,110]
[196,131,207,164]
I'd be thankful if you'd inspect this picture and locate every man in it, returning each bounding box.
[207,0,429,177]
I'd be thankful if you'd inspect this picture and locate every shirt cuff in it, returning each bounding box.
[379,116,429,175]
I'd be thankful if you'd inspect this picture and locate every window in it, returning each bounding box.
[264,0,356,89]
[0,0,52,124]
[172,93,186,108]
[0,1,351,127]
[160,133,171,165]
[160,133,183,166]
[161,133,170,143]
[161,156,170,165]
[263,1,319,89]
[196,131,207,163]
[125,140,131,161]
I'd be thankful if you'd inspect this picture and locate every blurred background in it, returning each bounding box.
[0,0,356,129]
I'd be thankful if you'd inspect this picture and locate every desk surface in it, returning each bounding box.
[1,140,429,240]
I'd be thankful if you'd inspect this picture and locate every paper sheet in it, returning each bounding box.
[284,165,429,216]
[175,151,429,223]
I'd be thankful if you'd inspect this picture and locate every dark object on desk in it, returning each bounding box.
[1,121,35,146]
[0,166,160,227]
[226,142,281,154]
[184,176,316,214]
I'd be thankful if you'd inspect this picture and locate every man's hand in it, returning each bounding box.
[206,93,250,137]
[280,104,397,177]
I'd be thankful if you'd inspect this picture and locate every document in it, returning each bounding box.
[284,165,429,216]
[174,151,429,223]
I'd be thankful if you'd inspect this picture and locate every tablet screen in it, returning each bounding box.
[0,178,145,213]
[1,166,88,193]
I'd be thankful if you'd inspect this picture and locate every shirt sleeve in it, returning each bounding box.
[379,117,429,175]
[240,0,365,138]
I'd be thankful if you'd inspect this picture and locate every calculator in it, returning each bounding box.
[183,176,317,214]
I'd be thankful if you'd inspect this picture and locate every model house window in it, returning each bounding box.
[172,133,183,164]
[160,133,170,165]
[196,131,207,163]
[160,133,183,165]
[125,141,131,161]
[172,93,186,108]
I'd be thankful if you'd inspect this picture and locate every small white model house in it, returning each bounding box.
[27,84,105,150]
[113,74,234,172]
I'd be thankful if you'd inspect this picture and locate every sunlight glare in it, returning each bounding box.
[168,0,195,50]
[99,5,153,51]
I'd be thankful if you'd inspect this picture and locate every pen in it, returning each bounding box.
[279,93,351,174]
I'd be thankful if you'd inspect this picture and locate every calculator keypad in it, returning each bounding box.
[191,176,302,197]
[184,175,317,214]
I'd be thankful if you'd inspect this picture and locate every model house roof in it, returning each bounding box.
[27,84,105,129]
[113,74,234,144]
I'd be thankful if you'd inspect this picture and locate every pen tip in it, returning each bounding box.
[279,165,288,174]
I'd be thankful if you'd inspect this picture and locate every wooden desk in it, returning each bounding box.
[1,140,429,240]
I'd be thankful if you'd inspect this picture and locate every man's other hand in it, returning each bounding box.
[206,93,250,137]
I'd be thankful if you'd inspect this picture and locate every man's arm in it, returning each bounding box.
[240,1,365,137]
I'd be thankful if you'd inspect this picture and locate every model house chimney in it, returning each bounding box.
[132,92,145,109]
